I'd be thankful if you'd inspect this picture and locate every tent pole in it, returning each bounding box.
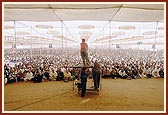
[109,21,111,49]
[14,20,17,62]
[66,29,68,58]
[30,26,32,59]
[154,21,159,50]
[61,20,64,62]
[102,27,104,49]
[61,21,64,50]
[153,21,159,62]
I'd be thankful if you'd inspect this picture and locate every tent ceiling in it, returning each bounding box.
[4,4,164,10]
[53,8,119,21]
[113,8,164,22]
[3,3,165,50]
[4,3,164,22]
[5,9,60,21]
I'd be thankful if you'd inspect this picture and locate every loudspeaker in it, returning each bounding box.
[116,44,120,48]
[49,44,52,48]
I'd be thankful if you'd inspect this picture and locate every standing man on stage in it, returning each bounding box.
[92,58,101,90]
[80,39,90,66]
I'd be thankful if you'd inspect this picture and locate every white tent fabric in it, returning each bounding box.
[4,9,60,21]
[53,8,119,21]
[3,3,165,50]
[112,8,164,22]
[4,3,164,21]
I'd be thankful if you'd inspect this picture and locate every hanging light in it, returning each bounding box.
[16,31,29,35]
[112,31,125,36]
[158,27,164,30]
[132,36,144,39]
[123,37,133,41]
[106,36,117,39]
[4,25,14,29]
[78,25,95,29]
[4,35,13,38]
[16,37,24,41]
[157,35,164,37]
[36,24,53,29]
[47,30,60,36]
[143,31,157,35]
[79,31,92,36]
[119,25,135,30]
[26,36,40,39]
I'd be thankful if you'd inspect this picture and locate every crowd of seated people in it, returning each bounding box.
[4,62,76,84]
[93,48,164,80]
[4,48,164,84]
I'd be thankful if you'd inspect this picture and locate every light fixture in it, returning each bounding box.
[123,37,132,40]
[16,37,24,40]
[157,35,164,37]
[36,25,53,29]
[78,25,95,29]
[79,31,92,36]
[47,30,60,36]
[158,27,164,30]
[143,31,157,35]
[119,26,135,30]
[4,36,13,38]
[26,36,40,39]
[106,36,117,39]
[132,36,144,39]
[112,31,125,36]
[4,25,14,29]
[16,31,29,35]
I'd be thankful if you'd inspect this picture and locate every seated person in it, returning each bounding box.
[102,66,111,78]
[126,68,133,79]
[24,69,34,81]
[152,66,160,78]
[118,68,127,79]
[64,69,71,82]
[110,67,117,79]
[16,70,25,81]
[56,68,64,81]
[159,67,164,78]
[144,66,153,78]
[132,67,139,79]
[33,70,43,83]
[49,68,57,81]
[43,69,50,80]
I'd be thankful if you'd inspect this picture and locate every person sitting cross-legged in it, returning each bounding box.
[64,69,71,82]
[56,68,64,81]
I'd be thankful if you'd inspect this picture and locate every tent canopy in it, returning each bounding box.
[4,3,164,22]
[3,3,165,50]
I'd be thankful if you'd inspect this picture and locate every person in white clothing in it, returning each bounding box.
[152,66,160,77]
[24,70,34,81]
[49,69,57,81]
